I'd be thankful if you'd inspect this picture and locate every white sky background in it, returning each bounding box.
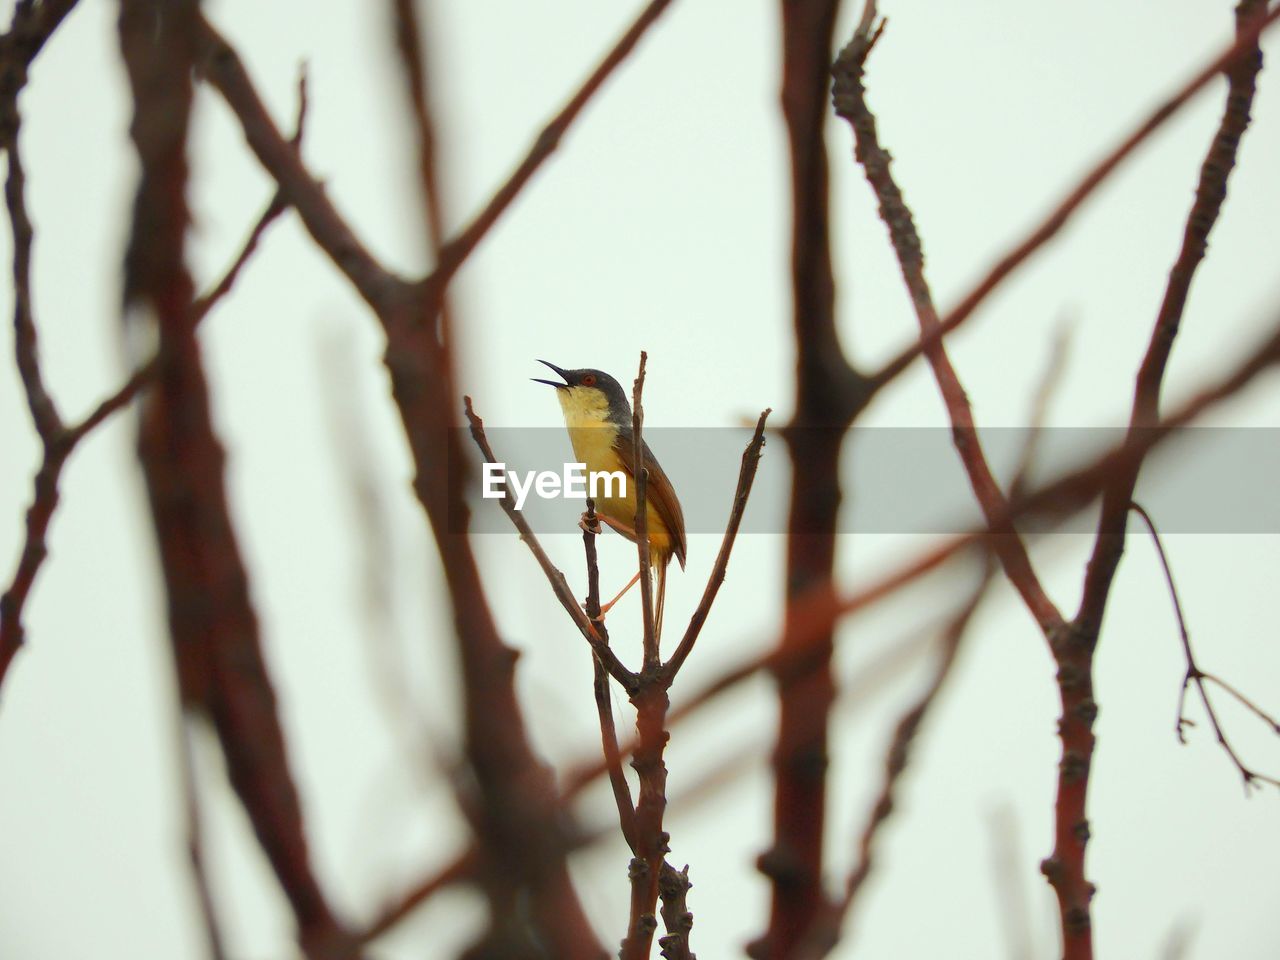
[1,0,1279,957]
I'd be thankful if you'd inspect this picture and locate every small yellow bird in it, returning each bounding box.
[533,360,687,639]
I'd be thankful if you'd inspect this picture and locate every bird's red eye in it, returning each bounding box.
[581,374,596,386]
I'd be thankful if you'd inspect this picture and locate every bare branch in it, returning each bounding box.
[757,0,857,950]
[583,500,639,846]
[631,352,657,669]
[428,0,677,297]
[120,2,358,955]
[832,0,1063,633]
[663,408,771,680]
[0,61,299,693]
[358,850,477,945]
[464,397,637,691]
[1077,0,1272,637]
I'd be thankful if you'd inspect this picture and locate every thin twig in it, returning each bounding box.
[358,849,477,944]
[464,397,637,690]
[426,0,677,297]
[584,500,639,846]
[631,352,657,669]
[663,409,771,680]
[0,0,79,688]
[1130,502,1280,791]
[4,99,62,441]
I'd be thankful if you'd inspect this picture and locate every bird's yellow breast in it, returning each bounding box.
[554,385,675,563]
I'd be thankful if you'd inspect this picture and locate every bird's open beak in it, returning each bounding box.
[532,359,569,389]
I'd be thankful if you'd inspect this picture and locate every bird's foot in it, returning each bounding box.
[579,511,603,536]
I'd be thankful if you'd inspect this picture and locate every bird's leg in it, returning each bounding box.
[595,570,643,620]
[578,510,602,536]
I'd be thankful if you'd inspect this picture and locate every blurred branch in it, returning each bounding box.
[1,79,301,691]
[204,17,607,951]
[805,556,996,959]
[69,76,306,448]
[756,0,863,952]
[389,0,448,255]
[0,0,80,689]
[359,849,478,945]
[1131,502,1280,791]
[201,0,676,320]
[121,1,359,958]
[178,724,229,960]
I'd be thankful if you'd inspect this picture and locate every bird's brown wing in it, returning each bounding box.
[615,437,687,570]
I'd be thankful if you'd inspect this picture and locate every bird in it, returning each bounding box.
[533,360,686,641]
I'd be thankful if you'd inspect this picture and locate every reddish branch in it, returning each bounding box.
[201,11,619,953]
[0,0,81,686]
[755,0,870,954]
[833,2,1269,955]
[464,399,636,690]
[1078,0,1269,637]
[424,0,676,299]
[811,559,997,957]
[120,3,358,959]
[1,78,299,692]
[581,501,640,847]
[831,2,1062,632]
[415,316,1280,941]
[1047,3,1269,954]
[470,395,767,957]
[619,356,668,960]
[631,354,659,668]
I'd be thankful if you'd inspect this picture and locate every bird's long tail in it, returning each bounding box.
[654,559,668,646]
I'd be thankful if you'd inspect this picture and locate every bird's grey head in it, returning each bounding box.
[533,360,632,425]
